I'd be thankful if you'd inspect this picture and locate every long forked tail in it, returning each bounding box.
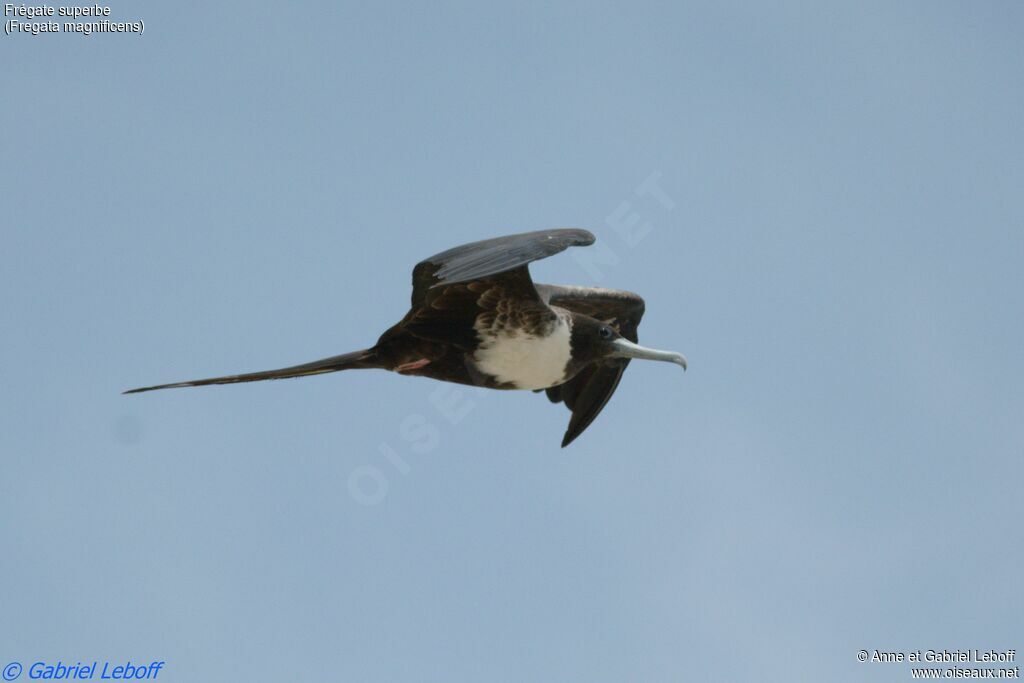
[123,348,377,394]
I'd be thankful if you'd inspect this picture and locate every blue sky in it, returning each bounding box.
[3,2,1022,681]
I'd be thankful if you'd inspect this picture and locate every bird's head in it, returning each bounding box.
[566,313,688,376]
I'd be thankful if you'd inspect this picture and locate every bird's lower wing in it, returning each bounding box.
[535,284,647,447]
[545,361,629,447]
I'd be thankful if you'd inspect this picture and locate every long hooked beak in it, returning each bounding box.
[611,338,688,371]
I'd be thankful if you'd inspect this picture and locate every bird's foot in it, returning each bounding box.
[394,358,431,373]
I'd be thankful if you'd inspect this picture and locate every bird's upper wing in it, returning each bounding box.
[534,284,646,447]
[410,228,595,307]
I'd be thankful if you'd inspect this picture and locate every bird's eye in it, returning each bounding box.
[599,326,613,340]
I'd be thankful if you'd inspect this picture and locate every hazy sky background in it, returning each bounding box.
[3,2,1022,681]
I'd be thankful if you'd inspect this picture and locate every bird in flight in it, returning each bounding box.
[125,229,687,446]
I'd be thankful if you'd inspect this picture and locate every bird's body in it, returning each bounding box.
[473,310,572,390]
[126,229,687,446]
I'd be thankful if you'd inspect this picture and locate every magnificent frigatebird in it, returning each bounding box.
[125,229,687,446]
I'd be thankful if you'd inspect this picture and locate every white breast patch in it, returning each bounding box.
[473,315,572,390]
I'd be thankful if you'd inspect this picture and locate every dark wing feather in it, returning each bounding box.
[411,229,594,307]
[398,267,549,351]
[535,285,646,447]
[546,363,629,447]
